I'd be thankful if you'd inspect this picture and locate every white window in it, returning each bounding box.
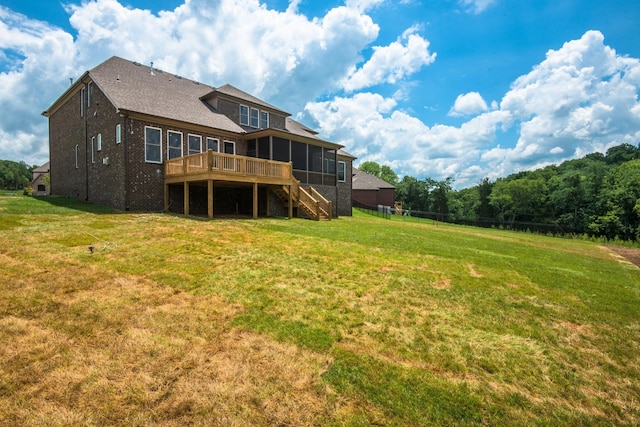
[115,124,122,144]
[338,161,346,182]
[188,134,202,155]
[91,136,95,163]
[145,126,162,163]
[87,82,93,106]
[97,133,102,152]
[250,107,259,128]
[223,140,235,154]
[239,105,249,126]
[206,137,219,152]
[167,131,183,159]
[260,111,269,129]
[75,144,79,168]
[80,88,86,117]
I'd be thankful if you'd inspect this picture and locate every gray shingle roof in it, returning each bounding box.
[352,168,395,190]
[88,56,245,133]
[211,84,289,116]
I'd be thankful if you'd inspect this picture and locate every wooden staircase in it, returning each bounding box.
[273,179,332,221]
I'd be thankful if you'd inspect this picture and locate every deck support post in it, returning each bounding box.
[164,183,169,213]
[184,182,189,216]
[207,180,214,219]
[288,184,293,219]
[253,182,258,219]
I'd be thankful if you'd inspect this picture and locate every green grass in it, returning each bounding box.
[1,195,639,425]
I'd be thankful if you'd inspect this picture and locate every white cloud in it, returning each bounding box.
[448,92,489,117]
[0,6,76,164]
[308,30,640,188]
[341,28,436,92]
[458,0,497,14]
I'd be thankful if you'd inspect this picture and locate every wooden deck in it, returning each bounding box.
[165,151,293,186]
[164,151,332,220]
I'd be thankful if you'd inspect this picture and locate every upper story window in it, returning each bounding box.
[260,111,269,129]
[240,104,270,129]
[188,134,202,155]
[145,126,162,163]
[97,133,102,152]
[91,136,96,163]
[250,108,259,128]
[239,105,249,126]
[87,82,93,106]
[80,88,86,117]
[115,124,122,144]
[167,131,183,159]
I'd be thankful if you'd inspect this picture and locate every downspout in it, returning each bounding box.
[123,114,130,211]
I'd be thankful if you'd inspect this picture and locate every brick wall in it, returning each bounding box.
[49,86,88,200]
[337,153,353,216]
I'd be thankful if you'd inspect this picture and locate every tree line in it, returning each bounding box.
[0,160,35,191]
[358,143,640,241]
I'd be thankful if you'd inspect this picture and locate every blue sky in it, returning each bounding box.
[1,0,639,188]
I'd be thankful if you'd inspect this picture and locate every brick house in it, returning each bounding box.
[42,56,354,219]
[352,168,395,208]
[30,162,50,196]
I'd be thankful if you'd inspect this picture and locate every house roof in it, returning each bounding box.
[352,168,395,190]
[208,84,290,116]
[32,162,50,173]
[86,57,245,133]
[44,56,340,147]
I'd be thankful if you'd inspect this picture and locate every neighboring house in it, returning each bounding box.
[352,168,395,208]
[42,56,354,220]
[31,162,50,196]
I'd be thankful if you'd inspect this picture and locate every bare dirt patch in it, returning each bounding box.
[466,263,483,278]
[605,246,640,268]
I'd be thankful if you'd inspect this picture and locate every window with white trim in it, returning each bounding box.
[115,124,122,144]
[97,133,102,151]
[188,134,202,155]
[75,144,79,168]
[260,111,269,129]
[91,136,95,163]
[338,161,346,182]
[80,88,86,117]
[223,140,235,154]
[167,131,183,159]
[239,105,249,126]
[145,126,162,163]
[250,107,259,128]
[206,137,219,152]
[87,82,93,106]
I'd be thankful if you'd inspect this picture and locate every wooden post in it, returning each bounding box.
[253,182,258,219]
[207,180,213,219]
[184,182,189,216]
[266,188,271,217]
[288,184,293,219]
[164,183,169,213]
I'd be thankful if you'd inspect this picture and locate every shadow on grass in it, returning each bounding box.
[28,196,117,215]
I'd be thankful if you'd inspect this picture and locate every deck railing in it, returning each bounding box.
[165,150,293,180]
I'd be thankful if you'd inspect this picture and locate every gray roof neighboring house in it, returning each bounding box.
[352,168,395,190]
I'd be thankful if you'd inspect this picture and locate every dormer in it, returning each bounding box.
[201,84,289,131]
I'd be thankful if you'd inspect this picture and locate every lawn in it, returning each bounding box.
[1,194,639,426]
